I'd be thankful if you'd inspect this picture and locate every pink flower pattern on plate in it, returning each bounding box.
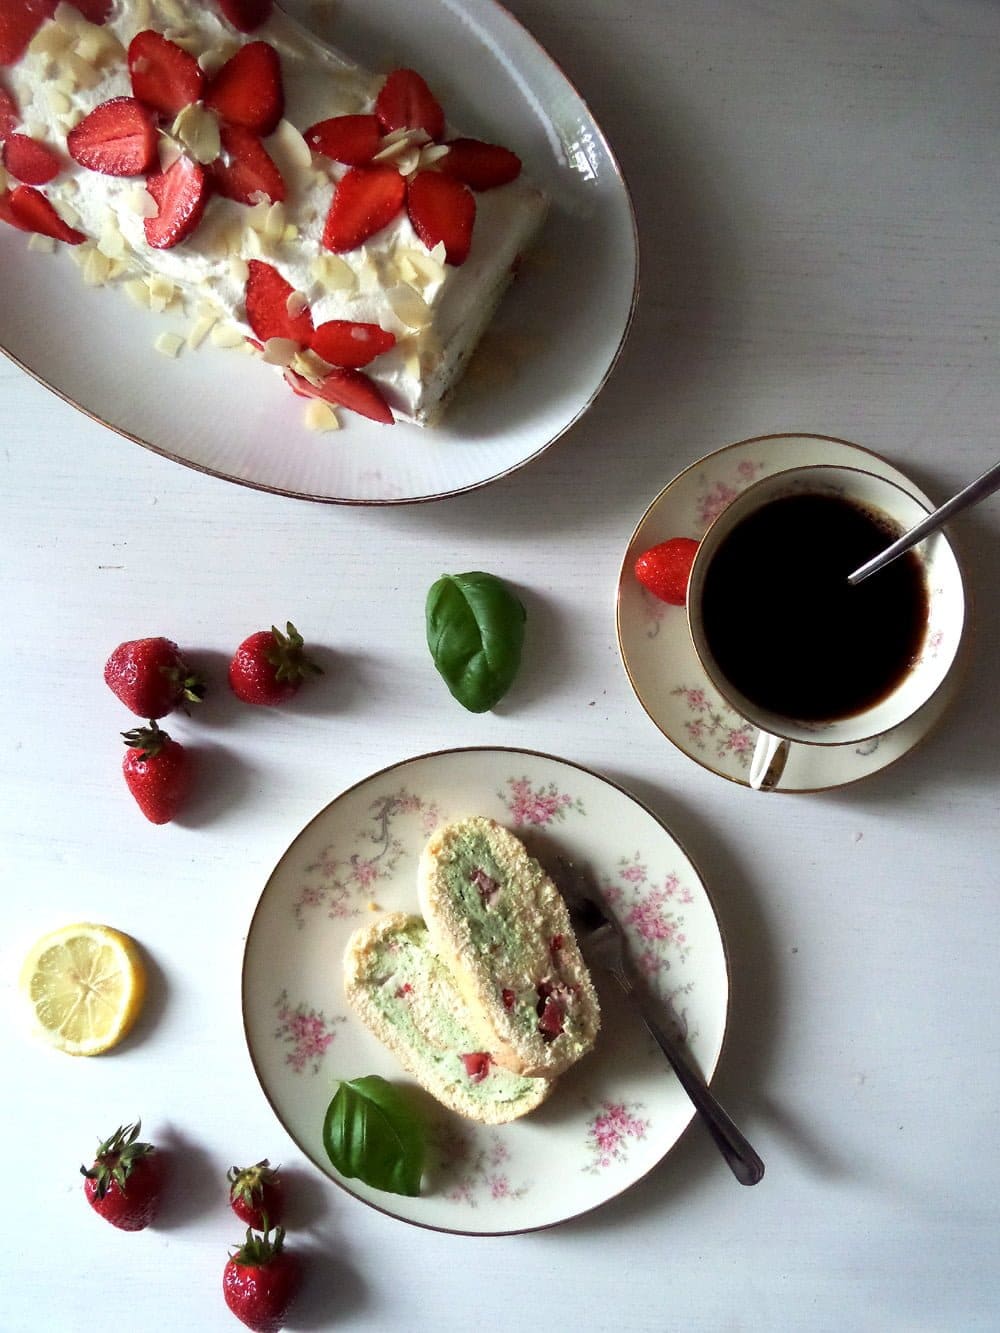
[293,787,441,925]
[273,989,345,1074]
[430,1122,531,1205]
[583,1100,651,1173]
[670,685,755,767]
[499,776,585,826]
[602,853,694,975]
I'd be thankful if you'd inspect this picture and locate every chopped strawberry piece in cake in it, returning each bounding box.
[283,367,395,426]
[460,1052,492,1083]
[501,988,516,1010]
[537,997,565,1042]
[127,29,205,118]
[212,124,286,205]
[310,320,396,370]
[245,259,314,344]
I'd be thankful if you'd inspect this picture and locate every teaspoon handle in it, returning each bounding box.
[614,969,765,1186]
[848,458,1000,584]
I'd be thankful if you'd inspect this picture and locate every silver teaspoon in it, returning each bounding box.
[848,458,1000,585]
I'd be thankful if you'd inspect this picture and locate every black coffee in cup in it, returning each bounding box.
[700,492,929,722]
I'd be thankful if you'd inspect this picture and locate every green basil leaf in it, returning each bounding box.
[425,571,526,713]
[322,1075,425,1196]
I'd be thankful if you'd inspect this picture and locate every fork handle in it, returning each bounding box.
[615,970,765,1186]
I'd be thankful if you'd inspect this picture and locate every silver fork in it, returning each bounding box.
[557,860,764,1186]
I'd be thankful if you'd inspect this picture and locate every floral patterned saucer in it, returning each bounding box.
[242,748,728,1233]
[617,434,963,792]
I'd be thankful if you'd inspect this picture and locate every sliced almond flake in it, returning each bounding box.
[282,224,299,243]
[197,46,231,76]
[27,233,57,254]
[46,89,71,117]
[243,228,264,259]
[304,400,340,432]
[263,201,287,242]
[430,241,447,265]
[393,147,421,177]
[172,103,221,166]
[125,185,158,218]
[54,73,77,94]
[124,278,151,308]
[154,331,185,359]
[158,0,186,24]
[68,242,92,271]
[261,336,299,367]
[97,221,126,261]
[28,23,71,57]
[58,200,81,227]
[228,257,249,284]
[187,312,218,349]
[82,247,111,287]
[158,135,182,173]
[76,24,123,66]
[165,30,202,56]
[245,200,270,232]
[65,52,102,90]
[386,282,433,330]
[420,143,451,167]
[309,254,356,293]
[108,259,132,280]
[286,290,309,319]
[291,348,332,385]
[210,323,246,349]
[60,108,85,131]
[271,119,313,171]
[403,248,447,291]
[397,335,421,379]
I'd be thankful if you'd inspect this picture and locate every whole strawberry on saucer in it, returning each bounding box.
[228,1159,285,1231]
[634,537,699,607]
[223,1226,300,1333]
[228,622,322,706]
[81,1121,163,1232]
[105,636,205,718]
[122,721,194,825]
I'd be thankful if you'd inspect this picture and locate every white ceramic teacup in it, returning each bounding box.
[686,465,966,790]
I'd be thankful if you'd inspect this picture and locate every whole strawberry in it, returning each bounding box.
[105,636,205,719]
[228,1159,285,1230]
[228,622,322,706]
[634,537,699,606]
[122,721,193,824]
[223,1227,300,1333]
[81,1121,162,1231]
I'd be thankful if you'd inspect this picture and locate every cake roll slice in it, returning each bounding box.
[344,913,551,1125]
[418,817,600,1079]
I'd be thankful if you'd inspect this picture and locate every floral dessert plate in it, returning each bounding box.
[243,747,728,1234]
[617,434,964,791]
[0,0,637,505]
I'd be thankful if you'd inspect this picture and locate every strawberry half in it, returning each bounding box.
[67,96,158,176]
[2,133,60,185]
[0,184,85,242]
[144,155,208,249]
[310,320,395,369]
[633,537,699,606]
[245,259,313,345]
[303,114,380,167]
[321,164,405,253]
[0,0,56,68]
[217,0,273,32]
[212,124,285,205]
[438,137,522,191]
[284,367,394,426]
[374,68,444,140]
[407,170,475,265]
[127,29,205,119]
[0,82,19,138]
[205,41,283,138]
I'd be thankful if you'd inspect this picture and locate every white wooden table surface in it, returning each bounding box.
[2,1,999,1329]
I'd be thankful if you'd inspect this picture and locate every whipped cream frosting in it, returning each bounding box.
[5,0,547,424]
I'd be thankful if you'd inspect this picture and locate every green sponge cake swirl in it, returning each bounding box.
[344,913,551,1125]
[418,817,601,1079]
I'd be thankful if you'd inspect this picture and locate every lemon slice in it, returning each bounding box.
[20,923,147,1056]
